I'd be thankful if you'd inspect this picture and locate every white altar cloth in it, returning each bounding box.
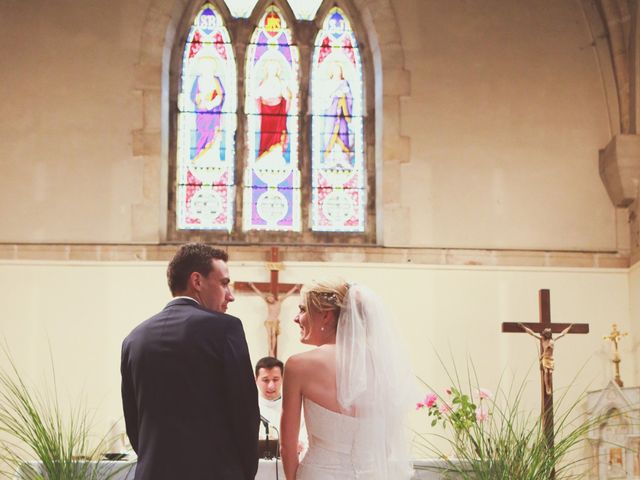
[16,458,458,479]
[15,459,284,480]
[15,461,135,480]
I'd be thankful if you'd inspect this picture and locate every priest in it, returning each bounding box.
[255,356,306,455]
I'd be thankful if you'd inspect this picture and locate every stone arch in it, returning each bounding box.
[596,0,632,133]
[582,0,640,261]
[131,0,410,243]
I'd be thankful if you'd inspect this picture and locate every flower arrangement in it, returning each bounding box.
[414,361,603,480]
[418,387,491,430]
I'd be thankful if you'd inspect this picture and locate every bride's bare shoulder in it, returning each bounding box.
[285,346,335,372]
[283,351,307,371]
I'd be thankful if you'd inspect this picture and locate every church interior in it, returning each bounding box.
[1,0,639,476]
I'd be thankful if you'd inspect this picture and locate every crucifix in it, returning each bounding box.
[603,323,628,387]
[501,289,589,480]
[234,247,300,358]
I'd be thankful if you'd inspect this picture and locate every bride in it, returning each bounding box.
[280,280,416,479]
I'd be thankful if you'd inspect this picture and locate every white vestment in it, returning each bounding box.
[258,395,307,454]
[258,395,282,439]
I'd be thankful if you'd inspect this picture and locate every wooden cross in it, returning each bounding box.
[501,289,589,480]
[234,247,300,358]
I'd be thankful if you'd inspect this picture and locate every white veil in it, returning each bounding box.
[336,284,417,479]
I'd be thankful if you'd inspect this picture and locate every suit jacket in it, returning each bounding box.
[121,298,260,480]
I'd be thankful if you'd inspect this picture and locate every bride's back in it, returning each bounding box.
[296,344,351,416]
[282,281,415,480]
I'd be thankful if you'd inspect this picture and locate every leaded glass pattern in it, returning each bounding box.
[222,0,321,20]
[222,0,258,18]
[177,4,237,231]
[311,7,365,231]
[243,6,301,231]
[287,0,323,20]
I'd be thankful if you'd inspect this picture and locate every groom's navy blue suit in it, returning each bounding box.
[121,297,260,480]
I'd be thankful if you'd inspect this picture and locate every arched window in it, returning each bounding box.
[176,4,237,231]
[244,6,301,231]
[311,7,364,232]
[170,1,374,243]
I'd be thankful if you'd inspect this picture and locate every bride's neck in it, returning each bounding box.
[316,332,336,346]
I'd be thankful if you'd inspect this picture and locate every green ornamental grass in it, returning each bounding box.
[414,358,610,480]
[0,348,126,480]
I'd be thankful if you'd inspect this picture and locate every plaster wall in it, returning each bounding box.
[395,0,615,250]
[0,0,619,252]
[0,260,633,456]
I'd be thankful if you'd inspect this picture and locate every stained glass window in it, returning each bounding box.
[222,0,321,20]
[177,4,237,231]
[243,6,301,231]
[311,7,365,232]
[173,2,373,239]
[287,0,323,20]
[222,0,258,18]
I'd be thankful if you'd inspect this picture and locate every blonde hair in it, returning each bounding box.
[301,279,349,317]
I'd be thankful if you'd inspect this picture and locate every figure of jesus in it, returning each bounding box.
[255,59,292,167]
[520,324,573,395]
[249,283,299,357]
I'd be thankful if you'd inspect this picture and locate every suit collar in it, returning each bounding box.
[166,296,200,308]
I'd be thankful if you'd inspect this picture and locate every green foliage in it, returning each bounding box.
[0,348,123,479]
[414,357,603,480]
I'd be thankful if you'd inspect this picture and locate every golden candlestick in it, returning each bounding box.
[603,323,628,387]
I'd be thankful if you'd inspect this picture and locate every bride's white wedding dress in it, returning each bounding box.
[296,398,377,480]
[293,284,416,480]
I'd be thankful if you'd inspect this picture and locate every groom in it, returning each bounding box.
[121,243,259,480]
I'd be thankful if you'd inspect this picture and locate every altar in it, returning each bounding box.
[15,458,460,479]
[585,381,640,479]
[15,459,284,480]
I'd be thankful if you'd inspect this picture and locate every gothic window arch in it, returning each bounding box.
[167,0,376,244]
[244,5,301,231]
[176,4,237,231]
[311,7,365,232]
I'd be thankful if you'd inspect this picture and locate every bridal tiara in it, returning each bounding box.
[317,292,340,305]
[316,282,353,307]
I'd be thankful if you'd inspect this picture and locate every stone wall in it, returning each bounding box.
[0,0,627,258]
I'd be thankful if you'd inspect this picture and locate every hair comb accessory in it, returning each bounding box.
[318,292,339,305]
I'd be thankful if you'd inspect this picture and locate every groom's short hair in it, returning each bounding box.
[167,243,229,295]
[255,357,284,377]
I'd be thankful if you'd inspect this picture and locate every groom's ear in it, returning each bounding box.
[190,271,203,291]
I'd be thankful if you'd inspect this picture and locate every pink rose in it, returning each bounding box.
[416,402,425,410]
[476,407,488,422]
[476,388,492,400]
[425,393,438,408]
[439,403,452,414]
